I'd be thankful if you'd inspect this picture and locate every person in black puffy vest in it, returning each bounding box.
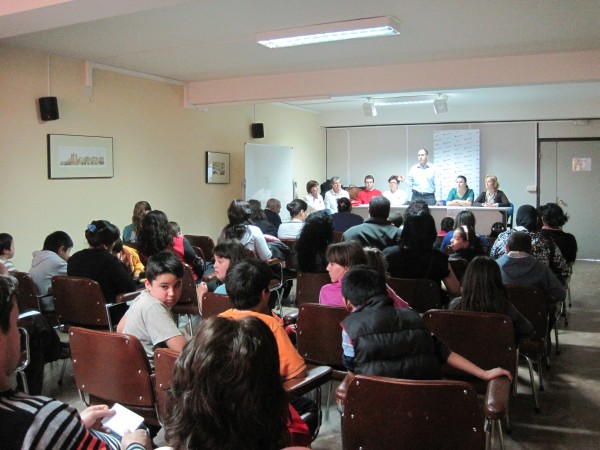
[340,265,511,381]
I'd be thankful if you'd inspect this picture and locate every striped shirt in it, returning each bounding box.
[0,390,144,450]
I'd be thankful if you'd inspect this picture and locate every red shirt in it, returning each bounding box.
[357,188,382,205]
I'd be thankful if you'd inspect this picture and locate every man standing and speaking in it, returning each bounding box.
[399,148,443,206]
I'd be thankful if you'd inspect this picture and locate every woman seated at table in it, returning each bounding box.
[383,175,407,206]
[446,175,474,206]
[448,256,533,343]
[304,180,325,215]
[474,174,510,207]
[449,225,485,261]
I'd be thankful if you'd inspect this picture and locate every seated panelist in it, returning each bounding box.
[474,174,510,207]
[446,175,474,206]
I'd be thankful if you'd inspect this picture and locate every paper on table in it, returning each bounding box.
[101,403,144,438]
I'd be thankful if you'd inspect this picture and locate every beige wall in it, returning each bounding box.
[0,44,325,270]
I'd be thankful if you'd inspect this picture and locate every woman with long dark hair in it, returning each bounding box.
[68,220,136,302]
[449,256,532,341]
[220,200,272,260]
[138,210,204,279]
[122,200,151,244]
[295,210,334,273]
[165,316,291,450]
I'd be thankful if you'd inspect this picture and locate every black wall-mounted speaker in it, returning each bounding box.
[39,97,59,121]
[251,123,264,139]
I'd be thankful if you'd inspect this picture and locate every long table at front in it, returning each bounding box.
[351,205,511,236]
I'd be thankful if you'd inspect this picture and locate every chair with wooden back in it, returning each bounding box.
[506,284,549,412]
[422,309,515,448]
[386,277,443,313]
[12,271,41,312]
[170,264,199,335]
[448,258,469,284]
[69,326,159,427]
[184,235,215,261]
[201,292,233,319]
[153,347,179,424]
[296,303,350,418]
[295,272,331,307]
[51,275,127,331]
[341,375,486,450]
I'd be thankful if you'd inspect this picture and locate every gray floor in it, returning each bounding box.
[27,260,600,449]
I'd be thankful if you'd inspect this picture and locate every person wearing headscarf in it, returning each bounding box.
[489,205,570,280]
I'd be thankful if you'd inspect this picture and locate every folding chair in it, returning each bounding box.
[448,258,469,284]
[296,303,350,419]
[296,272,331,307]
[201,292,232,318]
[154,347,180,425]
[52,275,128,331]
[170,264,199,335]
[184,235,215,261]
[69,327,160,427]
[386,277,443,313]
[506,284,549,412]
[341,375,489,450]
[12,271,41,312]
[423,310,515,449]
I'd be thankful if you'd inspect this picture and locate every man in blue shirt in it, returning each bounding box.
[399,148,442,206]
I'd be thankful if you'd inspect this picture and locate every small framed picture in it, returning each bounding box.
[206,151,230,184]
[48,134,114,179]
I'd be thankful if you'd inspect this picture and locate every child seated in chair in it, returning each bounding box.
[0,233,16,272]
[340,265,512,381]
[117,251,189,364]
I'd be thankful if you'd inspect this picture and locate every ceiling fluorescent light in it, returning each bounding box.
[363,98,377,117]
[257,16,400,48]
[375,95,436,105]
[433,94,448,114]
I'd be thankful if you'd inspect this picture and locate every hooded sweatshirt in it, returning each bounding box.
[29,250,67,311]
[496,251,566,305]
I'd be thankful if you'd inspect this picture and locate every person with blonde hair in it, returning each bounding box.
[474,175,510,207]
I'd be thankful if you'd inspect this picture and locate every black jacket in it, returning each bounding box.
[342,295,450,379]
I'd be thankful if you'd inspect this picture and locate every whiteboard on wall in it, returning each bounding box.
[433,130,481,198]
[245,143,294,220]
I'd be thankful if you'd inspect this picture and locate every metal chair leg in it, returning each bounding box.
[523,354,540,413]
[58,358,68,386]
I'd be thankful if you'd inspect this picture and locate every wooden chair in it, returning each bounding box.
[12,271,41,312]
[295,272,331,306]
[51,275,127,331]
[296,303,350,419]
[69,327,160,427]
[422,310,516,449]
[201,292,232,318]
[341,375,487,450]
[506,284,549,412]
[154,347,179,424]
[386,277,443,313]
[448,258,469,284]
[333,231,343,243]
[170,264,199,335]
[184,235,215,261]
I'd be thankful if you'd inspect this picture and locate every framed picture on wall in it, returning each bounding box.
[47,134,114,179]
[206,151,230,184]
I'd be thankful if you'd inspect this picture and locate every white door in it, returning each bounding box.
[540,140,600,260]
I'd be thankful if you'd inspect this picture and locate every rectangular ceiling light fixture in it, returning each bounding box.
[257,16,400,48]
